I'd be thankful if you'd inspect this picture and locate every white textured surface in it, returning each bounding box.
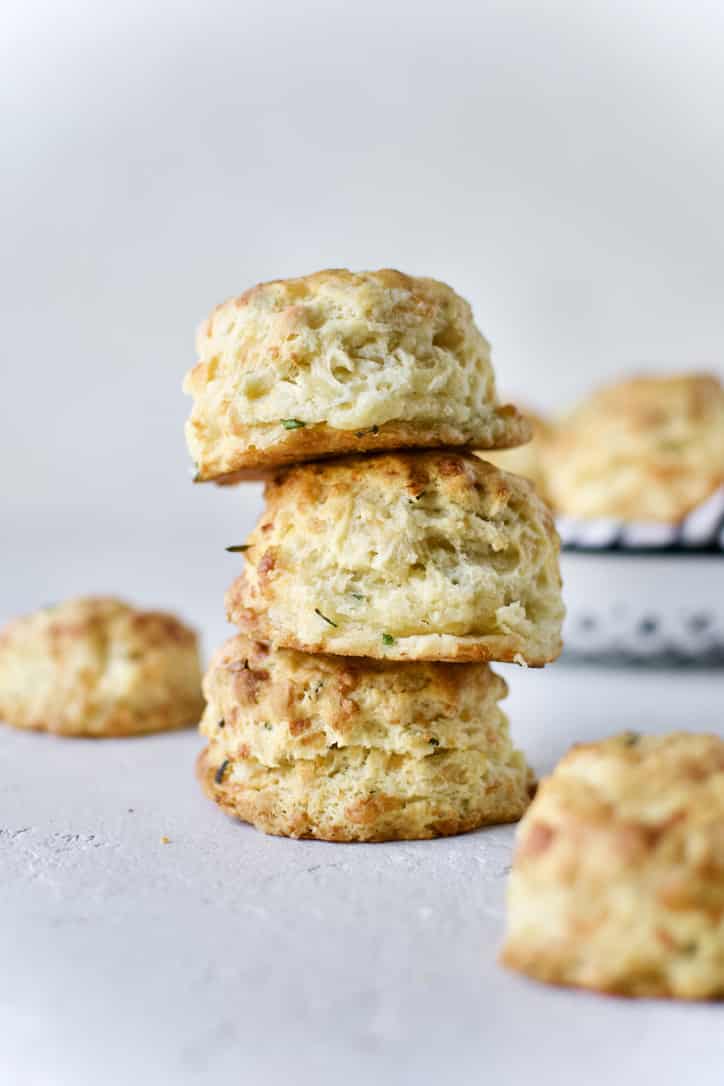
[2,599,724,1085]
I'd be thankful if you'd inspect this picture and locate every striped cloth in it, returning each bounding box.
[557,487,724,554]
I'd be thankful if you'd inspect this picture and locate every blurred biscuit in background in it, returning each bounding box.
[545,373,724,522]
[502,731,724,999]
[0,597,204,737]
[183,268,530,481]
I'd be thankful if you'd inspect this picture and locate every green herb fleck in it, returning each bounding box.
[263,722,272,731]
[382,633,395,646]
[429,737,440,747]
[214,759,230,785]
[225,544,250,553]
[623,732,641,747]
[355,425,380,437]
[217,719,225,729]
[314,608,338,627]
[350,593,364,601]
[281,418,306,430]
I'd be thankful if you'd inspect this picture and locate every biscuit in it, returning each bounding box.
[225,451,564,665]
[198,745,534,842]
[545,373,724,522]
[183,269,530,481]
[200,634,513,763]
[501,731,724,999]
[197,637,534,840]
[480,410,554,505]
[0,597,204,737]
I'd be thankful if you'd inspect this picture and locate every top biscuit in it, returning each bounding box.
[184,269,530,481]
[545,373,724,522]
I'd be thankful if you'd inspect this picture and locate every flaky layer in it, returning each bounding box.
[183,268,530,480]
[200,634,511,764]
[502,732,724,999]
[198,742,535,842]
[226,451,564,665]
[545,373,724,522]
[0,597,204,737]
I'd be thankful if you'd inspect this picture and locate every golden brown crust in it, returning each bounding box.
[197,744,535,843]
[225,451,564,665]
[183,268,530,481]
[10,706,198,739]
[501,732,724,999]
[0,597,205,737]
[198,411,530,484]
[545,373,724,522]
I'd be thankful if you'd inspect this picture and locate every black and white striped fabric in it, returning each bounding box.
[557,486,724,553]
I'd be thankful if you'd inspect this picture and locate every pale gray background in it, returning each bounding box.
[2,4,724,1084]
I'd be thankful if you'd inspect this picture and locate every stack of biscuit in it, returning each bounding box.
[184,269,565,841]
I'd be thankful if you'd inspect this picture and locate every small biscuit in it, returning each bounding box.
[0,597,204,737]
[225,451,564,665]
[501,732,724,999]
[480,410,554,505]
[197,637,534,840]
[545,373,724,522]
[183,269,530,481]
